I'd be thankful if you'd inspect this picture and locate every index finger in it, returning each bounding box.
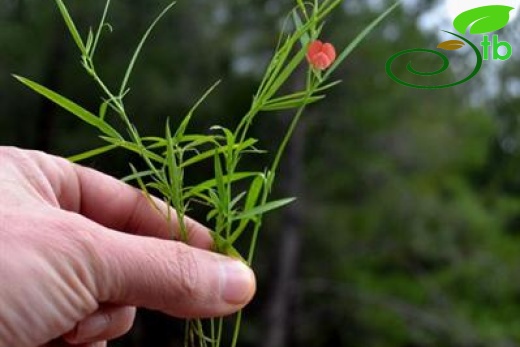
[73,164,213,249]
[37,151,212,249]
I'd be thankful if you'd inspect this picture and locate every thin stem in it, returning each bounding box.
[271,74,316,175]
[230,310,243,347]
[184,320,190,347]
[45,1,362,347]
[90,0,111,60]
[247,72,317,266]
[210,318,216,347]
[196,319,207,347]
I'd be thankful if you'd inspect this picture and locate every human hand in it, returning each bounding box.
[0,147,256,347]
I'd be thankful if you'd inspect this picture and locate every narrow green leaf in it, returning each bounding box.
[180,139,256,168]
[230,191,247,210]
[101,137,164,163]
[236,138,259,152]
[85,28,94,54]
[266,90,309,103]
[14,75,121,139]
[207,188,222,210]
[140,137,171,151]
[142,136,166,143]
[213,152,227,207]
[261,95,325,111]
[263,44,308,102]
[206,208,219,222]
[257,36,298,100]
[68,144,118,162]
[180,134,219,144]
[244,175,265,212]
[165,119,183,209]
[186,172,257,198]
[263,83,338,106]
[211,126,235,161]
[120,169,155,183]
[233,197,296,220]
[316,79,342,92]
[147,181,170,197]
[99,99,109,120]
[297,0,308,18]
[230,174,265,243]
[180,148,215,168]
[292,10,310,47]
[182,136,218,151]
[143,134,217,150]
[54,0,86,55]
[255,36,289,100]
[258,16,316,101]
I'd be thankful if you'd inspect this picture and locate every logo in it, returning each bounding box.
[386,5,514,89]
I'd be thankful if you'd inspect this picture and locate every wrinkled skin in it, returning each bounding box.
[0,147,255,347]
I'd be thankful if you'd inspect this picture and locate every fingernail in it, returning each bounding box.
[74,312,109,342]
[221,260,254,304]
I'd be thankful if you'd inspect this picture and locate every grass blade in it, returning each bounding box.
[120,169,155,183]
[54,0,86,55]
[14,75,121,139]
[229,174,265,243]
[233,197,296,220]
[68,144,118,162]
[186,172,257,198]
[292,10,310,47]
[101,137,165,163]
[261,95,325,111]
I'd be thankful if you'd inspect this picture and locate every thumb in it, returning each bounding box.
[91,229,256,318]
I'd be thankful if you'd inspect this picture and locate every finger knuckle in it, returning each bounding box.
[171,243,200,300]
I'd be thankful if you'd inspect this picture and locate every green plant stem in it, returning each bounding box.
[230,310,243,347]
[23,1,400,347]
[90,0,111,59]
[247,72,316,266]
[216,317,223,347]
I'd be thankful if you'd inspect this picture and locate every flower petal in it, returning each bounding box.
[306,40,324,62]
[311,53,332,70]
[321,43,336,62]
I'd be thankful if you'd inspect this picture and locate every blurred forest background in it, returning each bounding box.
[2,0,520,346]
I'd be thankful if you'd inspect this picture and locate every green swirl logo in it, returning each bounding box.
[386,31,482,89]
[386,5,514,89]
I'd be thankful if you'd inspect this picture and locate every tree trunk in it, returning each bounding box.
[261,117,307,347]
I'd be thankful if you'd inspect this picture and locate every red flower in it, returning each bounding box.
[306,40,336,70]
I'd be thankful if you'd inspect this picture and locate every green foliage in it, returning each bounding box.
[4,1,520,347]
[12,0,399,346]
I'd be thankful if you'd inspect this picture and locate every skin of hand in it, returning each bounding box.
[0,147,256,347]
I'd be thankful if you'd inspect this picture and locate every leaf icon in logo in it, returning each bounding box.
[453,5,514,34]
[437,40,465,50]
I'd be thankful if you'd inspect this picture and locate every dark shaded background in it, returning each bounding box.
[3,0,520,346]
